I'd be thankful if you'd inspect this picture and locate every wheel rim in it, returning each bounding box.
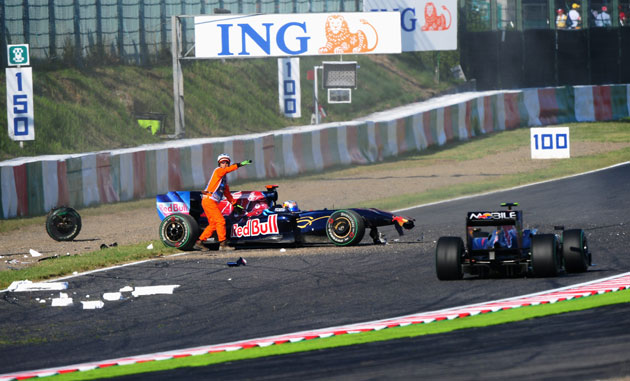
[164,218,185,243]
[52,214,75,234]
[331,217,353,240]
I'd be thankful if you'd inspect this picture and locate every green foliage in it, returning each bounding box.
[0,54,461,161]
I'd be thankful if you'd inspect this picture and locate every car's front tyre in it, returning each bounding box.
[325,210,365,246]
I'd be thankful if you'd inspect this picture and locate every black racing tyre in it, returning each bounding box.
[435,237,464,280]
[325,210,365,246]
[563,229,589,273]
[531,234,559,277]
[159,213,199,251]
[46,207,82,241]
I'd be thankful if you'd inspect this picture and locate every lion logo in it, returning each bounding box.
[318,15,379,54]
[422,2,452,31]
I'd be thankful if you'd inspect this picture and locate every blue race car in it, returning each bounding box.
[156,185,415,250]
[435,202,591,279]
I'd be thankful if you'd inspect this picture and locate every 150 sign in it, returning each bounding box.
[6,67,35,141]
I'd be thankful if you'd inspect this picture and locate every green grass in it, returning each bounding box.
[49,288,630,380]
[0,240,178,290]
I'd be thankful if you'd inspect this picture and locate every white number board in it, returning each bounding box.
[278,58,301,118]
[6,67,35,141]
[530,127,570,159]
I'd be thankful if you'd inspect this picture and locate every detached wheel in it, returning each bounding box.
[531,234,560,277]
[326,210,365,246]
[435,237,464,280]
[46,207,82,241]
[159,213,199,251]
[563,229,589,273]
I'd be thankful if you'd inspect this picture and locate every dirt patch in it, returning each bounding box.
[0,141,627,273]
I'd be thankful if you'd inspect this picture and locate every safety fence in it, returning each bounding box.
[1,83,629,219]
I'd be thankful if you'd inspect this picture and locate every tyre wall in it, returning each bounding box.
[1,84,629,219]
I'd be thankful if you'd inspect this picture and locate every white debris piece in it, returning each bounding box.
[119,286,133,293]
[132,285,180,297]
[146,243,154,250]
[103,292,122,301]
[8,280,69,292]
[29,249,42,257]
[51,293,73,307]
[280,248,286,253]
[81,301,104,310]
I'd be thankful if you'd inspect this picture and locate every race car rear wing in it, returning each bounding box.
[466,210,522,227]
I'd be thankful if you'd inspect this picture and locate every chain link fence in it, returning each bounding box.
[1,0,360,66]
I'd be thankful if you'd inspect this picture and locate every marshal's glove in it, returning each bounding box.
[237,159,252,167]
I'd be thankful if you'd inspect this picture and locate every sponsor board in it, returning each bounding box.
[468,211,517,220]
[232,214,279,238]
[194,12,401,58]
[157,202,189,216]
[364,0,458,51]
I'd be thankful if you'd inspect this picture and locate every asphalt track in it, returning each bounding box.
[1,163,629,379]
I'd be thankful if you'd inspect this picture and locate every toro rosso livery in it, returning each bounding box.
[435,202,592,280]
[156,185,414,250]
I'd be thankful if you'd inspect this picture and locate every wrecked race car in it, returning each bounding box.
[156,185,415,250]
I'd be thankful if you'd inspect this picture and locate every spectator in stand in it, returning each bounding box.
[620,6,627,26]
[595,6,612,27]
[556,8,568,28]
[568,3,582,29]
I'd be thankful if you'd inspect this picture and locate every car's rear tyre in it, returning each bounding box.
[46,207,82,241]
[325,210,365,246]
[435,237,464,280]
[531,234,559,277]
[159,213,199,251]
[563,229,589,273]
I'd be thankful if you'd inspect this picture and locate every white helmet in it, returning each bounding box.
[217,153,231,164]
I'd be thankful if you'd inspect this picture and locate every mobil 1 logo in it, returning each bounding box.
[530,127,570,159]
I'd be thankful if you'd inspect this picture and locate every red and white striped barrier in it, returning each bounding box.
[2,272,629,380]
[1,84,629,219]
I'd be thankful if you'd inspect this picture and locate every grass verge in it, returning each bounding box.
[50,288,630,380]
[0,240,178,290]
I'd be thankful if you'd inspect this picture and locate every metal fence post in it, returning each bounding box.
[96,0,103,58]
[160,0,167,53]
[139,0,147,65]
[48,0,56,59]
[171,16,185,138]
[23,0,30,44]
[117,0,124,60]
[73,0,81,65]
[0,2,5,66]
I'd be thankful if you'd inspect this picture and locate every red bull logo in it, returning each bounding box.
[158,202,189,216]
[232,214,279,238]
